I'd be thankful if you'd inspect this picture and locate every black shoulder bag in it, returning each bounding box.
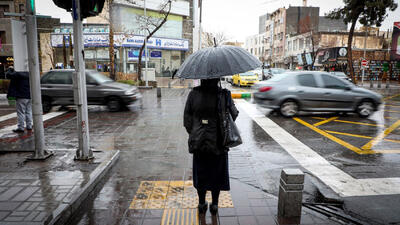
[219,89,242,148]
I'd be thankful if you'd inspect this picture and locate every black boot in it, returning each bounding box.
[198,201,208,214]
[209,204,218,215]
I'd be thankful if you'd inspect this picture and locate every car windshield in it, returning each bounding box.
[268,73,288,82]
[271,69,285,74]
[240,72,256,76]
[89,71,113,83]
[335,73,347,78]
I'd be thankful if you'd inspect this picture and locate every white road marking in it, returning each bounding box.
[0,113,17,123]
[236,99,400,197]
[0,112,67,137]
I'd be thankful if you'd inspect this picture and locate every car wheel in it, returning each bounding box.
[42,97,52,113]
[356,100,374,118]
[107,97,122,112]
[280,100,299,117]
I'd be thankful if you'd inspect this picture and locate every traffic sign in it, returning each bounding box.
[361,59,368,68]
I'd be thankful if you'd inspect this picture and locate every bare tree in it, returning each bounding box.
[40,33,56,70]
[97,0,136,79]
[136,0,172,82]
[202,31,229,47]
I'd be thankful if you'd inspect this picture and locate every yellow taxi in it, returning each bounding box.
[232,71,259,87]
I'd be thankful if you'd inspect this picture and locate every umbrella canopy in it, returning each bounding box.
[176,45,261,79]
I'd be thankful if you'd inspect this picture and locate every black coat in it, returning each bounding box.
[6,70,31,99]
[184,86,238,155]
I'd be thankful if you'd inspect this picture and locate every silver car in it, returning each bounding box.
[253,71,382,117]
[41,69,142,112]
[330,72,352,82]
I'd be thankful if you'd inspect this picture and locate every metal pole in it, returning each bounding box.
[198,0,202,50]
[144,0,148,87]
[386,46,390,88]
[73,0,93,160]
[26,0,52,160]
[362,27,367,87]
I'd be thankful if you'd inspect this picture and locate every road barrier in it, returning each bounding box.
[231,92,252,99]
[277,169,304,223]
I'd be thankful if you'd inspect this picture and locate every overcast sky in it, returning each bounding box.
[37,0,400,42]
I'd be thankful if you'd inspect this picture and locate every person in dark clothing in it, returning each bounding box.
[184,78,239,215]
[6,67,32,133]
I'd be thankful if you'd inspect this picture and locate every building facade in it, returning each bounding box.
[0,0,25,77]
[46,0,196,78]
[245,33,266,61]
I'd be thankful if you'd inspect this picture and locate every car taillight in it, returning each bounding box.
[259,86,272,92]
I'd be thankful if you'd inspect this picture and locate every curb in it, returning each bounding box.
[231,92,252,99]
[48,150,120,225]
[138,86,153,89]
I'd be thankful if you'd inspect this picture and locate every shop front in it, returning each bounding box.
[51,33,189,77]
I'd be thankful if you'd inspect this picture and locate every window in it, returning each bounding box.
[299,38,304,49]
[19,4,24,14]
[297,74,318,87]
[0,31,6,44]
[42,72,72,84]
[321,75,347,89]
[306,38,311,48]
[86,74,97,85]
[0,4,10,17]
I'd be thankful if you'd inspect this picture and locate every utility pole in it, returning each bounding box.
[199,0,202,50]
[25,0,52,160]
[363,26,367,87]
[144,0,148,87]
[72,0,93,160]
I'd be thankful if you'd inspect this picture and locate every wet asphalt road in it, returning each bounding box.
[227,82,400,179]
[63,84,400,224]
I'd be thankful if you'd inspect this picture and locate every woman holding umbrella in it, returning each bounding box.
[184,78,237,215]
[178,45,261,216]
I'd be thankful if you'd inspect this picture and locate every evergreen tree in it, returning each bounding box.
[327,0,397,84]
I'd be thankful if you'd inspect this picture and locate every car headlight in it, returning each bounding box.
[124,89,135,95]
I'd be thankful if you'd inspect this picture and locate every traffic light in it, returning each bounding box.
[81,0,105,18]
[52,0,105,19]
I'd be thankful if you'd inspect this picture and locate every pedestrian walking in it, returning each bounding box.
[6,67,32,133]
[184,78,239,215]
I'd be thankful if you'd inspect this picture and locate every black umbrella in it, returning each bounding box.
[175,45,261,79]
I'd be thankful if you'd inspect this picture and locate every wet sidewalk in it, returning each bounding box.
[66,88,342,225]
[0,150,119,225]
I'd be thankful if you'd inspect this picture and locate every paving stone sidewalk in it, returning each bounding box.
[66,88,343,225]
[0,150,119,225]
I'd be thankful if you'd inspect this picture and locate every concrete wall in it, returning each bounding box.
[319,32,385,49]
[259,13,269,35]
[286,6,319,35]
[318,17,347,32]
[0,18,13,57]
[182,0,193,58]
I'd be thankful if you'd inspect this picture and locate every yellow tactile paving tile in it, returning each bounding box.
[130,180,234,209]
[161,208,199,225]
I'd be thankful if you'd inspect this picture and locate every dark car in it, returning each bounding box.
[40,69,141,112]
[253,71,382,118]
